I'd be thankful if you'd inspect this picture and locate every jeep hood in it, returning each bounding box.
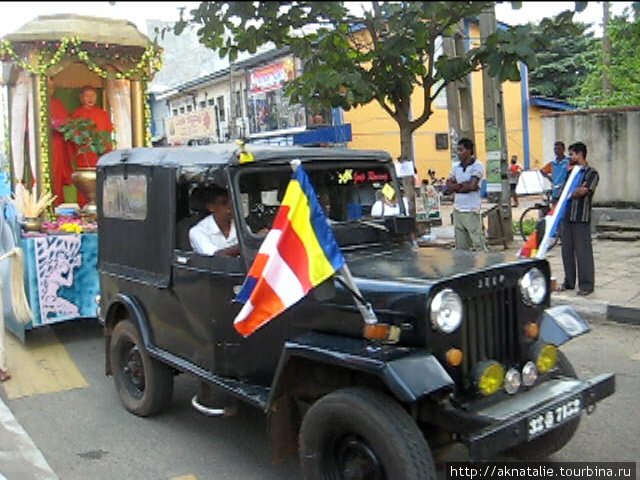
[343,244,532,284]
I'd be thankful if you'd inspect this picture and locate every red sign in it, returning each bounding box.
[249,57,295,94]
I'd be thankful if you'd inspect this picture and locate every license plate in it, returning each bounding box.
[527,395,582,439]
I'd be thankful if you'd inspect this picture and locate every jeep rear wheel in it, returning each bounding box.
[111,320,174,416]
[507,351,581,460]
[299,387,435,480]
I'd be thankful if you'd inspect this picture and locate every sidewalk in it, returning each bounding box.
[434,196,640,325]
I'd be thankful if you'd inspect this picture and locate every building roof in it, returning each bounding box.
[529,96,577,111]
[2,14,153,48]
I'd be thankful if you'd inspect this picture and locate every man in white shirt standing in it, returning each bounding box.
[189,185,241,257]
[445,138,487,251]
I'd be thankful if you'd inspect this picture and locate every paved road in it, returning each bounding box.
[2,317,638,480]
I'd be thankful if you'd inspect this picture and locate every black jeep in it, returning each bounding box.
[97,145,614,480]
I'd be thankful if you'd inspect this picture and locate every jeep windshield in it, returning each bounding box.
[236,161,408,248]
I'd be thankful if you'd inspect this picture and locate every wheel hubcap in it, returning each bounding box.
[122,344,145,396]
[333,434,383,480]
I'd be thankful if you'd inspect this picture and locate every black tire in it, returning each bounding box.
[299,387,435,480]
[110,320,174,416]
[507,352,581,460]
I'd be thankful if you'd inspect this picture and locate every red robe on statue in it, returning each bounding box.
[70,105,113,207]
[50,97,74,206]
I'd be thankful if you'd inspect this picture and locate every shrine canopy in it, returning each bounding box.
[1,14,162,81]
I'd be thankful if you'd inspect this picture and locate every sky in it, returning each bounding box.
[0,1,635,39]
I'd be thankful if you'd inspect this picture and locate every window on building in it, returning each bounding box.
[208,98,215,106]
[179,106,185,114]
[217,96,225,121]
[248,89,305,134]
[435,133,449,150]
[200,101,206,109]
[187,105,193,113]
[172,109,178,116]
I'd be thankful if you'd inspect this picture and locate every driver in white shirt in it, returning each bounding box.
[189,185,240,257]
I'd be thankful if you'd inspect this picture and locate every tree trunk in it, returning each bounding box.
[398,122,416,217]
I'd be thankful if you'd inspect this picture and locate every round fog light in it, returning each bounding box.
[522,361,538,386]
[476,361,505,396]
[536,344,558,373]
[504,368,521,394]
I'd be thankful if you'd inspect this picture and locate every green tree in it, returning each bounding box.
[527,18,598,101]
[575,5,640,108]
[174,2,582,212]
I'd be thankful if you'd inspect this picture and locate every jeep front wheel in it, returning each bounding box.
[110,320,174,416]
[299,387,435,480]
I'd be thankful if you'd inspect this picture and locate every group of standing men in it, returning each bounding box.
[446,138,599,296]
[48,78,113,206]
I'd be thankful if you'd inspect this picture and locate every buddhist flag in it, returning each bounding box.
[518,166,584,258]
[233,164,345,337]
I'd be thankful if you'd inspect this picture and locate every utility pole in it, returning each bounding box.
[479,7,513,244]
[228,62,235,141]
[444,21,476,171]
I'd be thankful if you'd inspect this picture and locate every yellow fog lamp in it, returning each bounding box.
[475,361,505,396]
[534,343,558,373]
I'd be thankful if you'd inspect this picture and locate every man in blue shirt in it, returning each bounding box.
[541,141,570,204]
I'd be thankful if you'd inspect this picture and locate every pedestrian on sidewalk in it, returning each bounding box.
[445,138,487,252]
[557,142,599,296]
[509,155,522,207]
[541,141,570,205]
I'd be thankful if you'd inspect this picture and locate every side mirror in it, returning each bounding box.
[384,216,415,235]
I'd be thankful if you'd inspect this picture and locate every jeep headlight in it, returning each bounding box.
[519,267,547,305]
[430,288,463,333]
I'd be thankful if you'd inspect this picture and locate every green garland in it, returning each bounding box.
[0,36,162,80]
[142,79,152,147]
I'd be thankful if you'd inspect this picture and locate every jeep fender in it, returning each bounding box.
[267,331,454,409]
[540,305,590,346]
[104,293,153,374]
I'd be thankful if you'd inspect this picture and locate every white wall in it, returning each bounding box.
[542,108,640,206]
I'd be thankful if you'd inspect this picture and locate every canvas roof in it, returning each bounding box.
[3,14,153,48]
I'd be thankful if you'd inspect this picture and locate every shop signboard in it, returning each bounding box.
[249,57,295,95]
[166,107,217,145]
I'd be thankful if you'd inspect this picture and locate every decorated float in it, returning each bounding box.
[0,14,162,341]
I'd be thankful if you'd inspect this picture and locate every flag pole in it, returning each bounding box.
[288,159,379,326]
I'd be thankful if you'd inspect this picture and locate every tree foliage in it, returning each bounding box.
[527,17,598,101]
[176,2,579,155]
[574,5,640,108]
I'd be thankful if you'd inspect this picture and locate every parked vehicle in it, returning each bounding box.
[97,145,615,480]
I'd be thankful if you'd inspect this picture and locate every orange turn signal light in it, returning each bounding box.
[363,324,400,343]
[446,348,463,367]
[524,322,539,339]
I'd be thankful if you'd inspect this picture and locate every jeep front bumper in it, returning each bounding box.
[464,373,615,461]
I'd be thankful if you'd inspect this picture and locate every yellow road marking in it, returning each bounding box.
[2,327,88,399]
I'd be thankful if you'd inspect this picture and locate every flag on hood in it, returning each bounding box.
[233,165,345,337]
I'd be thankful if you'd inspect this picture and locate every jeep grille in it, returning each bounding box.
[460,286,520,383]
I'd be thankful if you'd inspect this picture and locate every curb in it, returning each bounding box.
[550,294,640,326]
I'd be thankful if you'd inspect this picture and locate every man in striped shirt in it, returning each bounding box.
[559,142,599,296]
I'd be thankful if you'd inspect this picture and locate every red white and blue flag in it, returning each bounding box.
[233,165,345,337]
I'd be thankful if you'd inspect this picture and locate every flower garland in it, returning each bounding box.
[0,36,163,80]
[142,79,152,147]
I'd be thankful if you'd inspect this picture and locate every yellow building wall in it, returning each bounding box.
[345,22,536,181]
